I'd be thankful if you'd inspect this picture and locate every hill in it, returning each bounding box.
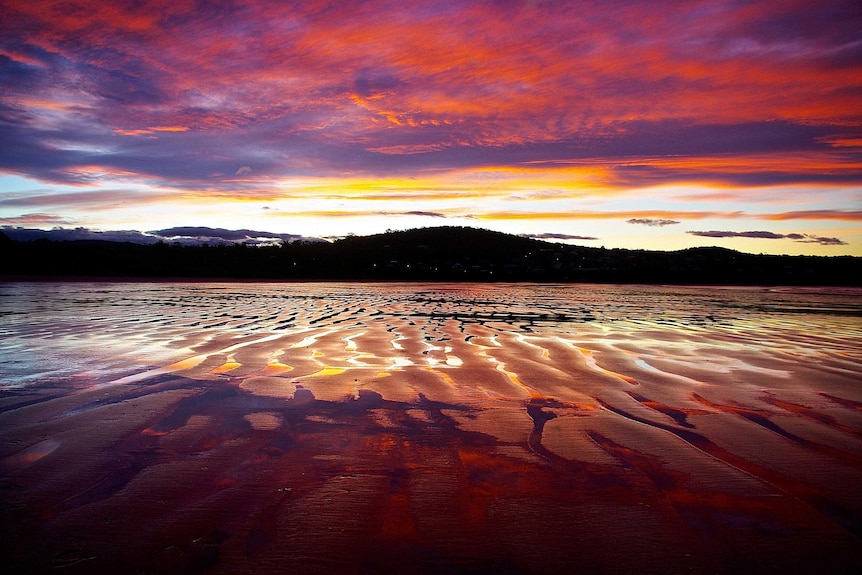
[1,226,859,285]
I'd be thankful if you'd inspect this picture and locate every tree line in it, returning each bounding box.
[1,226,859,285]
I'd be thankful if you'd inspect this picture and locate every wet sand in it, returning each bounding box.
[1,282,861,574]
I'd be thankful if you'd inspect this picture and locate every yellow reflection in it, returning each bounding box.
[310,367,346,377]
[259,361,293,376]
[211,356,241,374]
[165,355,207,371]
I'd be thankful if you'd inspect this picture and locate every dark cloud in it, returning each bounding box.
[1,226,160,244]
[331,211,449,218]
[0,53,41,88]
[354,69,403,97]
[522,233,599,241]
[687,230,847,245]
[150,227,316,244]
[689,230,786,239]
[401,211,447,218]
[627,218,680,227]
[792,234,848,246]
[2,226,321,245]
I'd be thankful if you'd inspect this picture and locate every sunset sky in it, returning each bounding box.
[1,0,860,255]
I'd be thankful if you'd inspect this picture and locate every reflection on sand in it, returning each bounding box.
[1,282,861,573]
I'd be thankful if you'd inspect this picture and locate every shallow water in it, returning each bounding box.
[1,282,861,573]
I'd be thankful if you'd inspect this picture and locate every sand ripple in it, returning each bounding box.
[1,282,861,573]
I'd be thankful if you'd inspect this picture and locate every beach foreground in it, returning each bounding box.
[1,282,861,574]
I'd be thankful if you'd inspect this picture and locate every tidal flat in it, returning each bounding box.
[1,282,861,574]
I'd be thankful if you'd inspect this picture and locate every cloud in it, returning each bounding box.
[2,226,321,245]
[689,230,786,239]
[687,230,847,245]
[1,0,860,191]
[150,227,315,244]
[0,213,71,226]
[0,189,175,208]
[477,209,862,224]
[787,234,848,246]
[0,0,859,257]
[521,233,599,241]
[764,210,862,221]
[400,211,447,218]
[265,210,451,219]
[1,226,161,243]
[627,218,680,227]
[115,126,189,136]
[477,210,740,221]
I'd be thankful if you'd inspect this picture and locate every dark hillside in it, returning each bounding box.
[312,227,549,280]
[1,226,859,285]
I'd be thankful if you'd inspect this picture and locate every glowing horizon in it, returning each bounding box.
[1,0,860,256]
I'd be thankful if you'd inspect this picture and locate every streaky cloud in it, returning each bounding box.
[689,230,786,239]
[687,230,847,245]
[0,189,176,208]
[265,210,452,219]
[150,227,317,244]
[792,234,848,246]
[521,233,599,241]
[1,226,161,244]
[766,210,862,221]
[0,213,71,227]
[2,1,861,190]
[400,211,447,218]
[2,226,321,245]
[627,218,680,227]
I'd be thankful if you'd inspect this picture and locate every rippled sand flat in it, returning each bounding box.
[1,282,861,574]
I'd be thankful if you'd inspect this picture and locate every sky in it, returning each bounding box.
[1,0,861,255]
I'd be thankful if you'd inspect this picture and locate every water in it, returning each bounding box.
[2,281,859,390]
[1,281,861,573]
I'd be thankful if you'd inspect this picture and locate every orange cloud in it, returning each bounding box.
[2,0,860,259]
[476,209,862,222]
[114,126,189,136]
[764,210,862,221]
[8,0,860,155]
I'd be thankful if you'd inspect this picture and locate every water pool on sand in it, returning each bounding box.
[2,282,861,573]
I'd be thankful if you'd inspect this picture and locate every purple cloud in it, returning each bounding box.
[522,233,599,241]
[150,227,317,244]
[687,230,847,245]
[1,1,861,191]
[1,226,161,244]
[0,213,71,226]
[689,230,787,239]
[0,0,859,259]
[790,234,848,246]
[2,226,320,245]
[402,211,447,218]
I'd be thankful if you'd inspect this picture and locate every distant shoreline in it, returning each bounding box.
[2,226,859,286]
[4,277,861,291]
